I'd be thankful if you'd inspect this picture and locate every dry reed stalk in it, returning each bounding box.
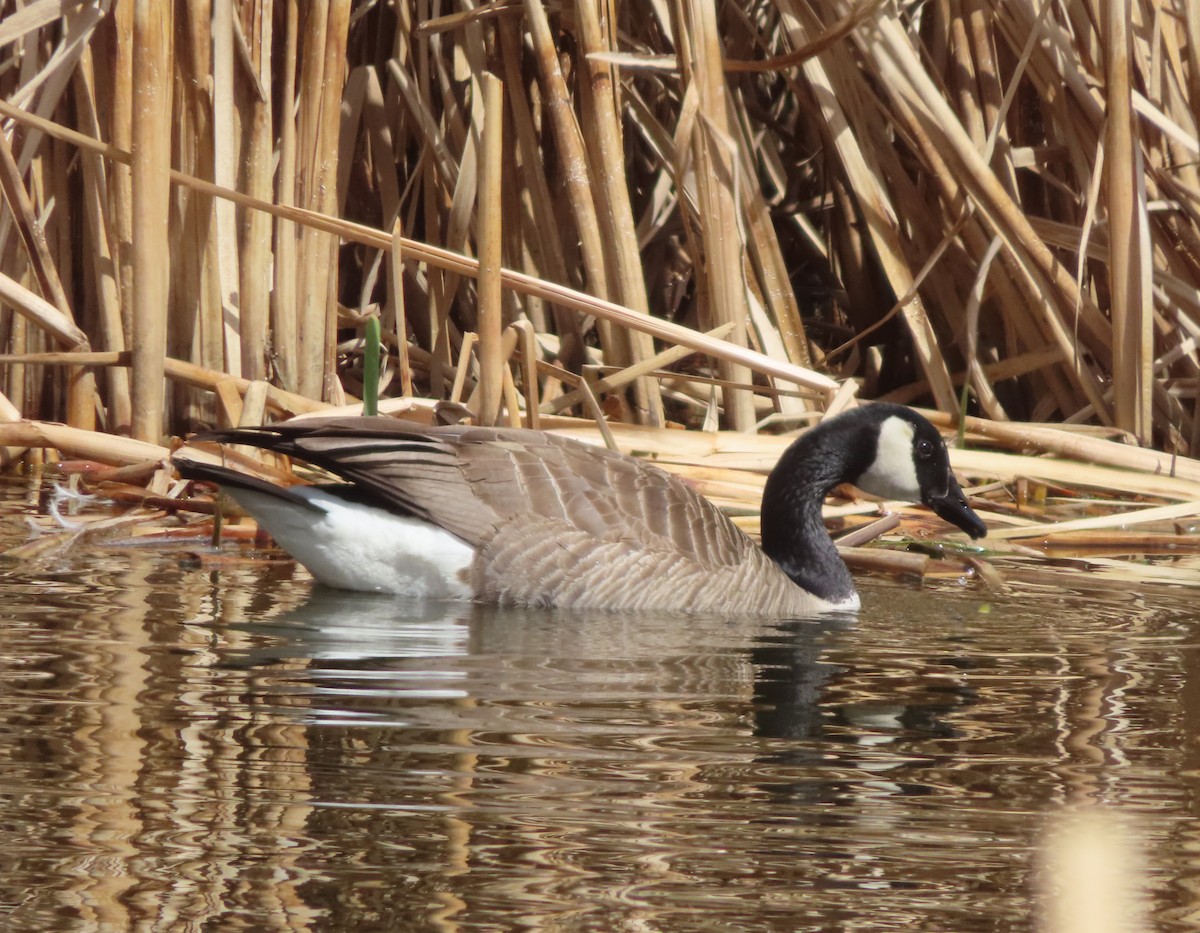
[0,5,68,45]
[575,0,663,427]
[238,0,275,382]
[291,1,331,400]
[1031,530,1200,551]
[0,384,25,466]
[732,132,813,383]
[106,0,135,396]
[677,0,756,431]
[0,272,87,348]
[239,380,270,427]
[129,1,172,443]
[293,0,350,401]
[1104,0,1152,441]
[510,319,540,429]
[928,410,1200,484]
[423,24,477,369]
[646,370,789,417]
[521,0,613,351]
[466,324,520,423]
[413,1,447,393]
[212,0,242,379]
[0,350,333,421]
[0,419,171,465]
[652,460,769,497]
[572,375,619,451]
[288,394,438,423]
[388,219,414,398]
[3,311,26,423]
[988,499,1200,541]
[449,332,477,407]
[476,72,504,427]
[73,44,131,432]
[162,357,334,417]
[839,545,936,581]
[272,0,300,392]
[950,446,1200,502]
[495,19,583,373]
[214,378,246,428]
[360,66,401,224]
[168,6,218,430]
[500,358,523,429]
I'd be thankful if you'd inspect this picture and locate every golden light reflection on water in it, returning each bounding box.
[1,486,1200,930]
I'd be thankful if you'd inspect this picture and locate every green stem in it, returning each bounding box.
[363,317,381,416]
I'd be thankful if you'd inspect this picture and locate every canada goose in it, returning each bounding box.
[173,404,986,615]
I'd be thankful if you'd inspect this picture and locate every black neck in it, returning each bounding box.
[759,432,858,603]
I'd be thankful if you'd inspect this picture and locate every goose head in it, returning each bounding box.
[760,404,986,603]
[846,406,987,540]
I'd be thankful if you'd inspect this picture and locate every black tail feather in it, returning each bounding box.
[173,457,324,512]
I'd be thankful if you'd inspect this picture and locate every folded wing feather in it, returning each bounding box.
[204,418,753,569]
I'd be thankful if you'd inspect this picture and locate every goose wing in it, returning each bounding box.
[197,417,755,569]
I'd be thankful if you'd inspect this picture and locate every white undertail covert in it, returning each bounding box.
[229,486,476,598]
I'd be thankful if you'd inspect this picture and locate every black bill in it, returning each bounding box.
[927,475,988,539]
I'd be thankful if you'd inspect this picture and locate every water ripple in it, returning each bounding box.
[0,506,1198,930]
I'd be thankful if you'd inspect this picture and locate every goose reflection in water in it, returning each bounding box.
[749,617,979,808]
[219,590,972,767]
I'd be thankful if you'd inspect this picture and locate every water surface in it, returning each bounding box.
[1,484,1198,930]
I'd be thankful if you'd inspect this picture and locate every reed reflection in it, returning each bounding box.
[0,549,325,932]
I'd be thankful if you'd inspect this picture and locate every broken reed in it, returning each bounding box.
[0,2,1197,452]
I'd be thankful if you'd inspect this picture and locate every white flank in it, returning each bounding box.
[855,416,921,502]
[227,486,476,598]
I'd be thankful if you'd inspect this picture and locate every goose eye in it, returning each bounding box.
[915,438,935,460]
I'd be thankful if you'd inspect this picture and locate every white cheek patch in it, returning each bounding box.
[855,416,922,502]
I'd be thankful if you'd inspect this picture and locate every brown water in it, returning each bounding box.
[2,484,1200,931]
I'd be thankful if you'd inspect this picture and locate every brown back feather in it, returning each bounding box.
[206,418,754,570]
